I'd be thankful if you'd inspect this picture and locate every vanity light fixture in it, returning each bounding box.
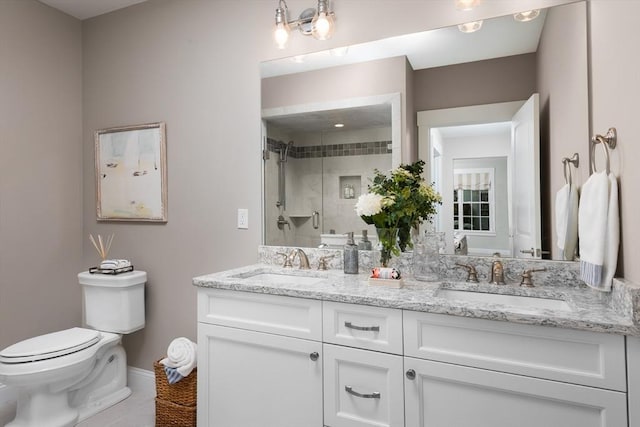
[334,123,345,128]
[455,0,481,11]
[273,0,336,49]
[458,20,483,33]
[514,9,540,22]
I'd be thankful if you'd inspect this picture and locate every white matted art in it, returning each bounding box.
[95,122,167,222]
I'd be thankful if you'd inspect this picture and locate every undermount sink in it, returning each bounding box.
[233,271,327,285]
[438,289,571,312]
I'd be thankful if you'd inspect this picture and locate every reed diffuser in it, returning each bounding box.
[89,233,114,261]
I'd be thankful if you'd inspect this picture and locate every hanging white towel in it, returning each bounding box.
[578,171,619,291]
[602,173,619,289]
[160,337,197,378]
[555,183,579,260]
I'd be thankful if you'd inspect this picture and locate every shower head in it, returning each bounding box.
[280,141,294,162]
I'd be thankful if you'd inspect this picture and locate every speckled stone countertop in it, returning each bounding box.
[193,246,640,336]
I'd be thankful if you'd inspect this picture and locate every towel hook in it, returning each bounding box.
[562,153,579,186]
[590,128,616,174]
[562,153,580,186]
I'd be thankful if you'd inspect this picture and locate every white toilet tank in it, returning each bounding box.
[78,270,146,334]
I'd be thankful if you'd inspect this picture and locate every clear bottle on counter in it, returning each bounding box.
[343,232,359,274]
[358,230,373,250]
[412,231,444,282]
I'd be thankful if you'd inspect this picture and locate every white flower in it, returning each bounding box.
[355,193,384,217]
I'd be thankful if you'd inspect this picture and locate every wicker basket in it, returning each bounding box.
[155,398,196,426]
[154,360,197,407]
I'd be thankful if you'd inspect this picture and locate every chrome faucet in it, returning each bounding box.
[276,215,290,230]
[317,255,334,270]
[455,263,479,283]
[489,254,506,285]
[520,268,547,287]
[294,248,311,269]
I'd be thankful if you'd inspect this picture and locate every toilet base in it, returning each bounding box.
[6,390,77,427]
[76,386,131,423]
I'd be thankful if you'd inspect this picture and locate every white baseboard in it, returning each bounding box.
[127,366,155,396]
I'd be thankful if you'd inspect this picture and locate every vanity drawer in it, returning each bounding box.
[403,311,626,391]
[323,301,403,354]
[197,288,322,341]
[323,343,404,427]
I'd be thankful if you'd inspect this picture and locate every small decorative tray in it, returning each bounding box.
[368,277,404,289]
[89,265,134,275]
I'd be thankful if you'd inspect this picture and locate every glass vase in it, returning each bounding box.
[412,231,445,281]
[375,227,399,267]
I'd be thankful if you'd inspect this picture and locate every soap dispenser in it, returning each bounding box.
[343,232,359,274]
[358,230,373,250]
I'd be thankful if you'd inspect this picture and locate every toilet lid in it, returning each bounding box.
[0,327,101,364]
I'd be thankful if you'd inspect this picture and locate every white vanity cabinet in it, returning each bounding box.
[322,302,405,427]
[404,311,628,427]
[197,289,323,427]
[196,288,630,427]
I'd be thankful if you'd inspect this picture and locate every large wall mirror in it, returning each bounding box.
[261,1,588,262]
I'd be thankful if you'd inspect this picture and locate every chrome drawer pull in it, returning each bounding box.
[345,385,380,399]
[344,321,380,332]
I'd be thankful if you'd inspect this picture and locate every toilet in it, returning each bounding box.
[0,270,146,427]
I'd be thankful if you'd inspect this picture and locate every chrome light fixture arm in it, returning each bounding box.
[273,0,335,49]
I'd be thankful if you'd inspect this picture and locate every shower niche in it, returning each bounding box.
[339,176,361,200]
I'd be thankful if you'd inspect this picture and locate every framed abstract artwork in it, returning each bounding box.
[95,122,167,222]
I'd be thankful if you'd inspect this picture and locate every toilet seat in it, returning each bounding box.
[0,327,101,364]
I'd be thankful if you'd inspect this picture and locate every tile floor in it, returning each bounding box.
[0,388,156,427]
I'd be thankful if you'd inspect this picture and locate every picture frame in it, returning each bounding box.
[95,122,167,222]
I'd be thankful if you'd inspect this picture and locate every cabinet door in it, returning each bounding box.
[324,344,404,427]
[197,323,323,427]
[404,356,627,427]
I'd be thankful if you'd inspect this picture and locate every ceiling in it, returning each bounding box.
[266,104,392,134]
[38,0,147,20]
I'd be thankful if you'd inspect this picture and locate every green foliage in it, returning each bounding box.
[357,160,442,256]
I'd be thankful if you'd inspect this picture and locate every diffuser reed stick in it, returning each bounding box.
[89,233,114,260]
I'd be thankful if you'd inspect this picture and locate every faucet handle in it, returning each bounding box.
[277,252,294,268]
[520,267,547,287]
[455,263,479,283]
[317,255,335,270]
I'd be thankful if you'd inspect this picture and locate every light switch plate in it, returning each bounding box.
[237,208,248,229]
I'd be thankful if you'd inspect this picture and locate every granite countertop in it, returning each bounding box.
[193,263,640,336]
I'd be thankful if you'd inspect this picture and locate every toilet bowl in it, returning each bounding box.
[0,271,146,427]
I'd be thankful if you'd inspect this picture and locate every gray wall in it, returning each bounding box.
[413,53,537,112]
[0,1,83,349]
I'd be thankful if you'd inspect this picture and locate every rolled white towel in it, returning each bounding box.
[100,259,131,269]
[160,337,197,378]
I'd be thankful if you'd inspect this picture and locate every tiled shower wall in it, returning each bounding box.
[265,129,392,248]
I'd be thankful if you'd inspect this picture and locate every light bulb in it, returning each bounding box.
[274,22,290,49]
[274,5,290,49]
[312,0,334,40]
[514,9,540,22]
[458,20,483,33]
[312,11,334,40]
